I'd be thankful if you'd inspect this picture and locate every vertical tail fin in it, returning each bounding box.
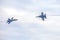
[44,14,47,19]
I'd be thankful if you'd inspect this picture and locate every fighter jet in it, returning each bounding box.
[7,17,18,24]
[37,12,47,21]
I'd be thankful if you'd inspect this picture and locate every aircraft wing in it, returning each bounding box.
[42,17,44,21]
[7,18,11,24]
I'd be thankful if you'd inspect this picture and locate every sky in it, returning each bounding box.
[0,0,60,40]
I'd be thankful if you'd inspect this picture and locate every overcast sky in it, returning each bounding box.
[0,0,60,40]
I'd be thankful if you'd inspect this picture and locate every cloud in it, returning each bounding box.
[0,0,60,40]
[42,16,60,32]
[1,6,60,40]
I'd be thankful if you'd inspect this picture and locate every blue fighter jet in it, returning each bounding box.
[7,17,18,24]
[37,12,47,21]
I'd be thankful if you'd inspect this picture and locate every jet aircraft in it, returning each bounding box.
[7,17,18,24]
[37,12,47,21]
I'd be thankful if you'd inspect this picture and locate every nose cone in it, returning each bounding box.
[7,20,10,24]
